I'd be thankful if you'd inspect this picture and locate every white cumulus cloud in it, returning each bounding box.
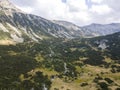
[10,0,120,26]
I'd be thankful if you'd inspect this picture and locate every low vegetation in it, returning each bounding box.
[0,32,120,90]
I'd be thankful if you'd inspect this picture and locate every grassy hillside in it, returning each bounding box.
[0,32,120,90]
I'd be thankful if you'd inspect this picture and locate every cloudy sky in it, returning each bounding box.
[10,0,120,26]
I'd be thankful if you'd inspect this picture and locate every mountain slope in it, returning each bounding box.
[0,0,120,45]
[89,32,120,60]
[55,20,120,37]
[53,20,98,37]
[0,0,85,44]
[82,23,120,36]
[0,32,120,89]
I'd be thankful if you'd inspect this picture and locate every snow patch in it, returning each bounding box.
[30,28,43,40]
[0,23,9,32]
[98,43,108,50]
[11,34,24,43]
[27,30,38,42]
[98,39,109,50]
[7,23,21,36]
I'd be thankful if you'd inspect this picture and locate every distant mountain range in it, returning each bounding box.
[82,23,120,36]
[0,0,120,44]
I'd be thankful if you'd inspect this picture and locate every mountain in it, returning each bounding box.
[0,0,80,44]
[0,0,120,89]
[55,20,120,37]
[0,0,120,45]
[0,0,20,11]
[82,23,120,36]
[53,20,100,37]
[53,20,85,37]
[0,0,86,45]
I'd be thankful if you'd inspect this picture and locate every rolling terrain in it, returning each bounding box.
[0,32,120,90]
[0,0,120,90]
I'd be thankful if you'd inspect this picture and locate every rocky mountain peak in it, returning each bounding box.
[0,0,22,13]
[0,0,13,8]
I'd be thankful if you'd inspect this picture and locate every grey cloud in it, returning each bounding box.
[104,0,120,11]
